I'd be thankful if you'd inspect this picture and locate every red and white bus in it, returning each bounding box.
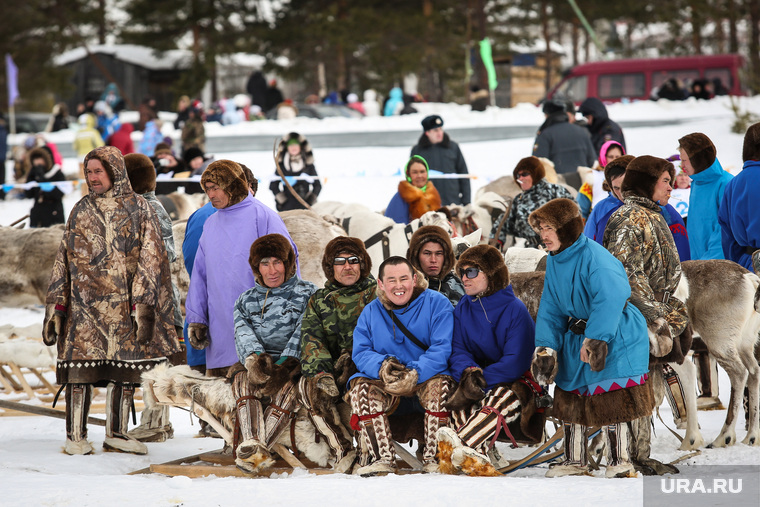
[547,54,745,103]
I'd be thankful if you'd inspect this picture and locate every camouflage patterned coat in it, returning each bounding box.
[181,117,205,152]
[602,194,688,337]
[300,276,377,381]
[46,146,181,385]
[142,191,182,327]
[427,272,465,307]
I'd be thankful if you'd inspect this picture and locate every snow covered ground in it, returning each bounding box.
[1,96,760,506]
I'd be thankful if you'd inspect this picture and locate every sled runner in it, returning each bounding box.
[498,425,601,474]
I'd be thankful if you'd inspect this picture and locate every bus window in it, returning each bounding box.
[704,69,732,89]
[653,70,700,88]
[599,73,645,99]
[556,75,587,102]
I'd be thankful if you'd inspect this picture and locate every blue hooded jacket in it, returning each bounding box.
[719,160,760,271]
[535,235,650,392]
[450,286,535,389]
[687,158,732,260]
[351,289,453,385]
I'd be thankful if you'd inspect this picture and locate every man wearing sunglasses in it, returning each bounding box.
[407,225,465,307]
[299,237,377,473]
[347,256,455,476]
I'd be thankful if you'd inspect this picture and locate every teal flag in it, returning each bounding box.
[479,39,498,91]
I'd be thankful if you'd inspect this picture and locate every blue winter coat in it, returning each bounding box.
[719,160,760,271]
[351,290,453,385]
[535,235,650,392]
[384,192,410,224]
[182,202,217,367]
[585,195,690,261]
[450,286,535,390]
[687,158,732,260]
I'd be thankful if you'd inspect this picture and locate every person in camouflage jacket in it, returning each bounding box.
[43,146,181,456]
[231,234,317,474]
[407,225,464,307]
[181,106,205,152]
[602,155,692,476]
[298,236,376,472]
[490,156,572,249]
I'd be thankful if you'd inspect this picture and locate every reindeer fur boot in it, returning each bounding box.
[546,423,590,477]
[64,383,94,455]
[604,422,635,478]
[128,383,174,442]
[418,375,455,473]
[349,381,397,476]
[233,370,275,474]
[103,383,148,455]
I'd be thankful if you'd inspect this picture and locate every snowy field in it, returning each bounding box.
[1,96,760,506]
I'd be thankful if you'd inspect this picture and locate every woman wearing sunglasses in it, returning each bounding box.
[489,156,572,250]
[436,244,538,476]
[384,155,442,224]
[528,198,653,479]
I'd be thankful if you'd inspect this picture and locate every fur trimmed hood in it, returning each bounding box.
[407,225,456,279]
[248,233,297,287]
[513,156,545,183]
[276,132,314,166]
[83,146,132,197]
[528,198,584,252]
[743,122,760,162]
[455,244,509,298]
[124,153,157,194]
[376,266,429,311]
[28,147,53,171]
[321,236,372,284]
[621,155,674,201]
[200,159,249,207]
[678,133,716,174]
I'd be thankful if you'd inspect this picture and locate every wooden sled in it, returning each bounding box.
[498,425,601,474]
[131,441,424,478]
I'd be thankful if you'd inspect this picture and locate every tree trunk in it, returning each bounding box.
[728,0,739,53]
[98,0,106,45]
[423,0,438,101]
[748,0,760,93]
[541,0,551,94]
[691,5,703,54]
[571,19,579,66]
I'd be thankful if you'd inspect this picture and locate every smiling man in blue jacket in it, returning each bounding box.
[348,256,455,476]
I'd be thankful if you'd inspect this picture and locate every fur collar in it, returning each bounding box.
[398,181,442,220]
[376,269,429,310]
[416,131,451,149]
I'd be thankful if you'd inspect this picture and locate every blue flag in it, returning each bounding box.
[5,54,18,107]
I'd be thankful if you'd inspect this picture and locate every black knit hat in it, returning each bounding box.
[542,99,566,115]
[422,115,444,131]
[456,244,509,297]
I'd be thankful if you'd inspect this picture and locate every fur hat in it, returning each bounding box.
[542,99,566,115]
[603,154,635,191]
[407,225,455,278]
[124,153,157,194]
[621,155,674,200]
[28,147,53,170]
[678,133,716,173]
[513,156,545,183]
[455,244,509,298]
[421,115,443,131]
[154,142,172,157]
[322,236,372,284]
[528,198,584,252]
[248,234,297,287]
[200,159,249,207]
[743,122,760,162]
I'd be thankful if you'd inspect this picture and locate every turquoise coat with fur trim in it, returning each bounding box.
[535,235,650,392]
